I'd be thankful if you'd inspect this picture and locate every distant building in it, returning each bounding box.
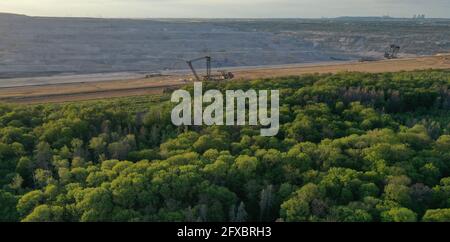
[413,14,426,19]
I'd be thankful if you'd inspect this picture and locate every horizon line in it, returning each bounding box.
[1,12,449,20]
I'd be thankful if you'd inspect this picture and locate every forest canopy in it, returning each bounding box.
[1,70,450,222]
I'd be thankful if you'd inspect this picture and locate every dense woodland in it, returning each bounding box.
[1,70,450,222]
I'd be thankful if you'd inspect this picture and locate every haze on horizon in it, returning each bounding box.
[0,0,449,19]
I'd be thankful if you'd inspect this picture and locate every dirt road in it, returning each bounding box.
[1,54,450,104]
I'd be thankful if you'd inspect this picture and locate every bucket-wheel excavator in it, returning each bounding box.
[384,45,401,59]
[186,56,234,82]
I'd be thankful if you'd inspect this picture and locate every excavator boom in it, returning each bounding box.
[186,56,233,82]
[187,60,202,82]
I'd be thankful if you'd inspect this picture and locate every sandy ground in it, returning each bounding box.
[1,54,450,104]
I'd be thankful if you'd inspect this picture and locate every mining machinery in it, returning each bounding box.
[384,44,401,59]
[186,56,234,82]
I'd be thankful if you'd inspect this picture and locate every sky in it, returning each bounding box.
[0,0,449,18]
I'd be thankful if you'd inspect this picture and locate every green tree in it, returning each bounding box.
[22,205,64,222]
[17,190,44,217]
[380,208,417,222]
[422,209,450,222]
[0,190,19,222]
[34,142,52,169]
[280,183,323,221]
[89,136,107,162]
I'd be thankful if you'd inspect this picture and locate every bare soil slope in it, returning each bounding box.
[1,55,450,104]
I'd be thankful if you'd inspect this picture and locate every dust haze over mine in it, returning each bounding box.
[0,13,449,79]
